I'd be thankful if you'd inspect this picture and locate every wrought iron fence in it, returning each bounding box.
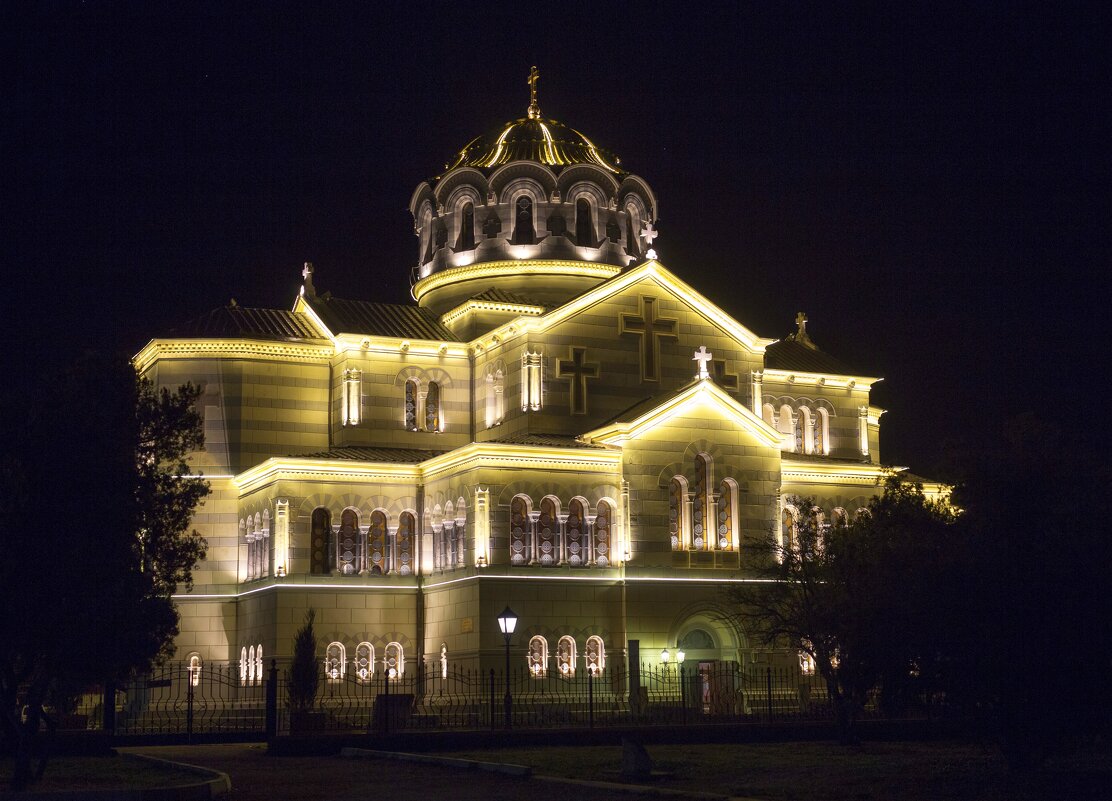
[67,659,938,738]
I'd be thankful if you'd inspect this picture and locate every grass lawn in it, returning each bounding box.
[0,753,206,793]
[447,740,1112,801]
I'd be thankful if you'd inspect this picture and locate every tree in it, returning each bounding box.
[288,609,319,714]
[0,354,209,789]
[726,478,957,743]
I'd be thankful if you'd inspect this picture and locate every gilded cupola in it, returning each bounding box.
[409,67,659,320]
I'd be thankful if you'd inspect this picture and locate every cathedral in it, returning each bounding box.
[138,71,936,686]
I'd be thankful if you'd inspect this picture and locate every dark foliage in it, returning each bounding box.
[288,609,319,714]
[0,353,209,789]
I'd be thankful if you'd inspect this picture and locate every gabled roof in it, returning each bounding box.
[301,293,460,341]
[470,287,548,308]
[583,377,783,448]
[763,337,863,376]
[170,305,324,341]
[292,446,449,463]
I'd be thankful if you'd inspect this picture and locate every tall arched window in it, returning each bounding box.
[778,405,795,451]
[800,406,814,454]
[255,644,263,685]
[187,653,202,687]
[355,642,374,682]
[528,635,548,677]
[384,642,404,679]
[538,497,558,566]
[557,636,576,677]
[247,645,256,684]
[780,506,798,560]
[368,510,388,575]
[512,195,535,244]
[325,642,346,681]
[510,495,530,566]
[405,379,419,431]
[425,381,441,432]
[693,454,710,550]
[240,647,248,685]
[310,508,332,575]
[484,372,496,429]
[594,500,613,567]
[575,198,594,246]
[456,202,476,251]
[440,643,448,679]
[831,507,849,531]
[718,478,737,550]
[624,204,641,257]
[763,403,776,427]
[397,511,415,576]
[586,635,605,675]
[566,498,587,566]
[442,501,457,569]
[816,408,830,455]
[336,508,361,575]
[669,476,687,551]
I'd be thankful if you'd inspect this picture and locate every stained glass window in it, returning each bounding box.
[368,510,388,575]
[586,636,605,676]
[566,498,586,567]
[310,508,331,575]
[669,476,685,550]
[405,379,418,430]
[538,497,557,566]
[355,642,374,682]
[528,636,547,677]
[397,511,415,576]
[557,636,576,677]
[717,479,735,550]
[510,496,529,566]
[425,381,440,432]
[594,501,612,567]
[693,454,709,550]
[337,508,360,575]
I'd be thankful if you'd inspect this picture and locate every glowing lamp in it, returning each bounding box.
[677,649,686,664]
[497,606,518,636]
[660,648,670,664]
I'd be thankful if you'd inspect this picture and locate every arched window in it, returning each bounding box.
[310,508,332,575]
[456,202,476,251]
[794,408,805,453]
[763,403,776,427]
[831,507,849,530]
[187,653,202,687]
[255,644,263,685]
[800,406,814,454]
[484,373,496,429]
[240,647,248,685]
[854,507,872,524]
[692,454,710,550]
[624,203,642,257]
[355,642,374,682]
[384,642,404,679]
[425,381,441,432]
[397,511,415,576]
[778,405,794,451]
[405,379,419,431]
[780,506,798,560]
[717,478,737,550]
[367,510,388,575]
[575,197,595,246]
[586,636,605,676]
[566,498,587,566]
[512,195,535,244]
[440,643,448,679]
[325,642,346,682]
[510,495,530,566]
[816,407,830,455]
[594,500,613,567]
[528,635,548,677]
[247,645,256,684]
[557,636,576,677]
[336,508,360,575]
[442,501,458,569]
[537,497,558,566]
[669,476,688,551]
[419,204,434,263]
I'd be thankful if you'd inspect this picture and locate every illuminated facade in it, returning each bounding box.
[140,73,939,682]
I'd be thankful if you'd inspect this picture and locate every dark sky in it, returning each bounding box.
[8,2,1108,475]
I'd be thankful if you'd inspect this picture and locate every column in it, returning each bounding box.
[751,370,764,417]
[858,405,869,457]
[557,513,569,565]
[528,511,541,565]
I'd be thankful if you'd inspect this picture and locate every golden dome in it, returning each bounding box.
[445,116,624,174]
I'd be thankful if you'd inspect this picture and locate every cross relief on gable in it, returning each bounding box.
[555,346,600,415]
[619,295,678,382]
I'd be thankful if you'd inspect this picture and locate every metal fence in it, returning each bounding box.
[65,658,940,739]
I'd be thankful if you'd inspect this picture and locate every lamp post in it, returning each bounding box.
[496,606,518,730]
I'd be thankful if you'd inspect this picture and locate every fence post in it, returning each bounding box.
[186,667,194,743]
[627,640,641,717]
[102,681,116,736]
[766,666,773,722]
[489,669,496,732]
[265,659,278,739]
[588,667,594,729]
[384,668,390,735]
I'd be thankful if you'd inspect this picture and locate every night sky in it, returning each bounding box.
[9,2,1108,476]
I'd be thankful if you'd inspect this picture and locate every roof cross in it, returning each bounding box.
[795,311,807,336]
[640,222,658,246]
[302,262,316,296]
[527,66,541,119]
[692,346,713,379]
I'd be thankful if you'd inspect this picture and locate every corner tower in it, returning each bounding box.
[409,68,658,335]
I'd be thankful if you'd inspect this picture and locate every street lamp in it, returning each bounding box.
[660,647,670,665]
[677,648,687,717]
[496,606,518,730]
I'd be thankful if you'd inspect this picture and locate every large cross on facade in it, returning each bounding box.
[619,296,678,382]
[692,345,713,379]
[555,346,599,415]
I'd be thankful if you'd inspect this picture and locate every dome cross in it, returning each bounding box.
[527,66,541,119]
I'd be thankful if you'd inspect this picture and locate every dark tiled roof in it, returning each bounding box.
[488,432,607,449]
[292,447,449,463]
[470,288,547,308]
[305,294,461,341]
[171,306,323,340]
[782,452,873,466]
[764,338,864,376]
